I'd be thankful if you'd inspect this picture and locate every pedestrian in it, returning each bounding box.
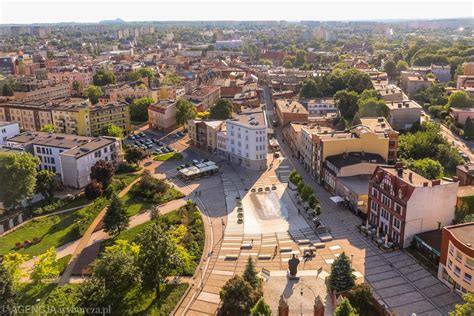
[274,245,278,255]
[298,208,300,215]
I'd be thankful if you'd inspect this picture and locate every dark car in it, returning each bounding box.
[157,141,165,146]
[166,146,174,152]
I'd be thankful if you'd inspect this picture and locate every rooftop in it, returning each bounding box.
[446,223,474,248]
[326,152,386,169]
[229,107,266,127]
[275,99,309,115]
[385,100,422,110]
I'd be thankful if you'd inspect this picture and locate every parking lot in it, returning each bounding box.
[123,128,187,156]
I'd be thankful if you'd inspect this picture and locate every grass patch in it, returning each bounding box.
[17,282,57,306]
[153,152,183,161]
[128,283,189,315]
[0,199,108,257]
[122,192,154,217]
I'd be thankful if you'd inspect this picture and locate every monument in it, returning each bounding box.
[288,254,300,279]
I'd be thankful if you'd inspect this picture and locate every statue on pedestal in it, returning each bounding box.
[288,254,300,279]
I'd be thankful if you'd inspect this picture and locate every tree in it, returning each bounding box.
[130,97,154,122]
[84,180,103,200]
[406,158,444,180]
[125,146,147,164]
[347,284,374,315]
[220,275,256,316]
[135,223,183,299]
[0,152,39,210]
[294,50,307,67]
[260,59,273,66]
[101,123,123,138]
[0,265,16,315]
[131,170,170,202]
[250,298,272,316]
[175,98,197,127]
[35,170,59,201]
[77,278,108,311]
[329,252,355,293]
[209,99,233,120]
[465,117,474,140]
[44,285,80,312]
[40,123,56,133]
[289,170,302,186]
[90,160,115,188]
[299,78,322,98]
[103,193,129,236]
[335,298,356,316]
[450,293,474,316]
[308,194,318,209]
[31,247,60,284]
[2,83,14,96]
[282,60,293,69]
[396,60,409,74]
[83,85,103,104]
[358,98,388,117]
[448,91,473,108]
[2,252,29,287]
[383,60,397,79]
[89,250,139,310]
[72,81,81,96]
[334,90,359,120]
[93,70,116,86]
[300,185,313,202]
[243,257,258,290]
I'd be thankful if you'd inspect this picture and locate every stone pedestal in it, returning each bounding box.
[314,295,324,316]
[278,295,289,316]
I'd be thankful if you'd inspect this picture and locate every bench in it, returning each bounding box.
[313,242,326,249]
[258,254,272,260]
[241,243,253,249]
[225,255,238,261]
[258,268,271,282]
[320,236,333,242]
[280,247,293,253]
[297,239,310,245]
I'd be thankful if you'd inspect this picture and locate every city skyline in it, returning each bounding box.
[0,0,472,24]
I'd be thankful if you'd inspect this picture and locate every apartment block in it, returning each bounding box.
[275,99,309,127]
[0,100,54,131]
[13,83,71,101]
[188,119,225,153]
[6,131,121,188]
[48,69,93,93]
[109,85,159,102]
[385,100,422,130]
[0,121,20,145]
[184,85,221,112]
[438,223,474,295]
[368,163,458,248]
[148,100,178,133]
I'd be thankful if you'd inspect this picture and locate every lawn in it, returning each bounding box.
[153,152,183,161]
[122,191,154,217]
[0,199,107,257]
[128,283,189,315]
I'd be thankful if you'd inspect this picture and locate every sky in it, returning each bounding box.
[0,0,472,24]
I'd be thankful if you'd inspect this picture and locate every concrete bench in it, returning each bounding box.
[225,255,239,261]
[280,247,293,253]
[258,254,272,260]
[320,236,333,242]
[241,243,253,249]
[297,239,310,245]
[313,242,326,249]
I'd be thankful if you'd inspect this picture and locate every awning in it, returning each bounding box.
[330,196,344,203]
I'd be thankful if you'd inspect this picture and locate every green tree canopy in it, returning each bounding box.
[383,60,397,79]
[243,257,259,290]
[289,170,302,186]
[101,123,123,138]
[130,97,154,122]
[135,223,184,299]
[93,69,116,86]
[2,252,29,287]
[250,298,272,316]
[329,252,356,293]
[358,98,388,117]
[335,297,357,316]
[35,169,59,201]
[103,193,129,236]
[2,83,14,96]
[220,275,257,316]
[405,158,444,180]
[334,89,360,119]
[0,152,39,210]
[83,85,104,105]
[0,264,16,315]
[209,99,233,120]
[125,146,147,164]
[44,285,80,312]
[175,98,197,126]
[40,123,57,133]
[31,247,60,284]
[448,91,473,108]
[450,293,474,316]
[84,180,103,200]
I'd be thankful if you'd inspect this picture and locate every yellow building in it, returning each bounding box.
[0,101,54,131]
[89,102,131,136]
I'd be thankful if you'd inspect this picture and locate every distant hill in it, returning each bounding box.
[99,18,126,24]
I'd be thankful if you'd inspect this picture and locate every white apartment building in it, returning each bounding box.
[225,108,267,170]
[6,132,121,188]
[0,122,20,145]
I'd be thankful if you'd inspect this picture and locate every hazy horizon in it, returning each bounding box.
[0,0,472,25]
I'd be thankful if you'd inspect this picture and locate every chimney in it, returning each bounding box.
[409,172,413,182]
[432,179,441,186]
[423,182,429,187]
[453,176,459,182]
[395,161,404,177]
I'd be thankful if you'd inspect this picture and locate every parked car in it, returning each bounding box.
[155,149,162,154]
[166,146,174,152]
[192,159,200,165]
[138,132,145,137]
[157,141,165,146]
[147,144,153,149]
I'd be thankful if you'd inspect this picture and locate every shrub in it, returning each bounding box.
[85,180,103,200]
[116,162,142,174]
[130,170,170,202]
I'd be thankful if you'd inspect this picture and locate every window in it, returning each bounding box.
[394,218,401,230]
[36,147,41,153]
[455,266,461,276]
[456,251,463,263]
[395,203,402,214]
[466,258,474,269]
[449,245,454,256]
[51,157,55,164]
[448,259,453,270]
[464,273,472,284]
[371,188,378,198]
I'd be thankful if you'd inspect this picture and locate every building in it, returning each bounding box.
[158,85,185,101]
[188,119,225,153]
[6,131,121,188]
[385,100,422,130]
[0,100,54,131]
[13,83,71,101]
[225,108,267,170]
[148,100,178,133]
[215,40,243,50]
[274,99,309,127]
[368,164,458,248]
[456,163,474,186]
[376,85,407,102]
[438,223,474,295]
[0,56,15,76]
[0,122,20,145]
[184,85,221,112]
[456,75,474,91]
[402,74,435,98]
[50,99,91,136]
[89,101,131,136]
[48,69,93,93]
[310,118,398,182]
[431,64,451,82]
[300,98,338,117]
[109,85,159,102]
[450,107,474,126]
